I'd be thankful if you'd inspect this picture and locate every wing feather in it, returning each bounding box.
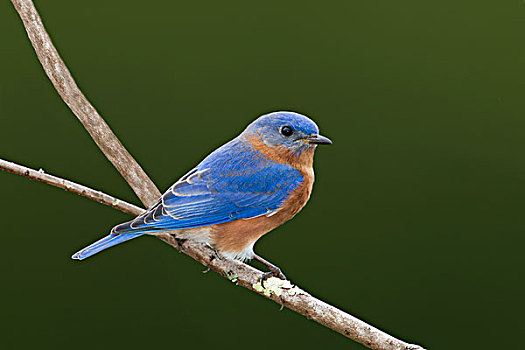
[113,139,303,234]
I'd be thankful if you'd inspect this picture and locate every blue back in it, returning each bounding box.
[114,137,303,233]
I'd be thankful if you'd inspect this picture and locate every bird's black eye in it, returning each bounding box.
[280,126,293,137]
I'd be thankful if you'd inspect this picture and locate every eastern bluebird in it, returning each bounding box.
[72,111,331,281]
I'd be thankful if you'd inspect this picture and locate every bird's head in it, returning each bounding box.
[242,112,332,160]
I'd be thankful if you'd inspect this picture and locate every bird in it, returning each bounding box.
[72,111,331,281]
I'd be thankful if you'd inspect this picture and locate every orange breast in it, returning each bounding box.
[211,164,315,256]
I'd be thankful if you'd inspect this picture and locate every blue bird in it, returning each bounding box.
[72,111,331,280]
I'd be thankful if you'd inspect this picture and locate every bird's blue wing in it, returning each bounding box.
[113,139,303,234]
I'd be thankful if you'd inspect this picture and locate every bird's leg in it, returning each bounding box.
[253,253,287,288]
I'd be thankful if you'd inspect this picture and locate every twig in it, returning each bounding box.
[8,1,425,349]
[0,158,144,216]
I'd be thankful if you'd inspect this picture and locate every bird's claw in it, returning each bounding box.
[260,267,287,288]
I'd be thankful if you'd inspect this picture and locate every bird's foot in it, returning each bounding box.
[174,237,187,248]
[253,253,287,288]
[205,243,222,262]
[260,265,287,288]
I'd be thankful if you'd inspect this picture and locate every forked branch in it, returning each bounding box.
[8,1,425,349]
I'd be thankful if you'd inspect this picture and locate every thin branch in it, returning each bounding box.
[0,158,144,216]
[10,0,160,207]
[9,1,426,349]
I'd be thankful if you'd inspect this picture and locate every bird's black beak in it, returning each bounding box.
[306,134,332,145]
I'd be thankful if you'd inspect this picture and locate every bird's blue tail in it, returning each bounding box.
[71,233,143,260]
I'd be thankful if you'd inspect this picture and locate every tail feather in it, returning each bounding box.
[71,233,143,260]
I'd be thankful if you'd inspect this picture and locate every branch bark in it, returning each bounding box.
[10,0,160,207]
[0,158,144,216]
[8,1,426,349]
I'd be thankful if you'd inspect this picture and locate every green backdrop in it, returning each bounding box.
[1,1,523,349]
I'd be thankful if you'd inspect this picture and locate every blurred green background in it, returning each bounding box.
[1,1,524,349]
